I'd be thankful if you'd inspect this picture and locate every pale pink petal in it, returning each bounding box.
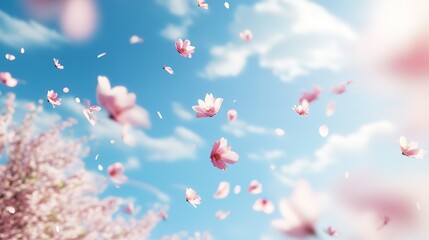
[186,188,201,208]
[248,180,262,194]
[215,210,230,220]
[5,54,15,61]
[97,52,107,58]
[319,125,329,137]
[234,185,241,194]
[253,199,275,214]
[130,35,143,44]
[224,2,229,9]
[213,181,230,199]
[326,101,336,117]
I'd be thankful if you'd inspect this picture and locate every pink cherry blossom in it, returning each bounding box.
[175,39,195,58]
[107,162,128,185]
[5,54,15,61]
[234,185,241,194]
[292,99,309,116]
[213,181,230,199]
[53,58,64,69]
[215,210,230,220]
[130,35,144,44]
[271,181,320,238]
[253,198,275,214]
[0,72,18,87]
[227,109,237,121]
[60,0,97,40]
[239,30,253,41]
[185,188,201,208]
[96,75,151,127]
[210,137,239,170]
[248,180,262,194]
[325,227,339,237]
[163,65,174,74]
[399,136,425,159]
[332,81,351,94]
[192,93,223,118]
[299,86,321,103]
[46,90,62,108]
[197,0,208,9]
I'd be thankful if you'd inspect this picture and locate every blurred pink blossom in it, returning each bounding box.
[46,90,61,108]
[0,72,18,87]
[185,188,201,208]
[399,136,425,159]
[96,75,150,127]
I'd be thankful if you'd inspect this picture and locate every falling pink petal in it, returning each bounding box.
[130,35,143,44]
[75,97,80,103]
[253,199,275,214]
[399,136,425,159]
[239,30,253,41]
[299,86,321,103]
[98,164,103,171]
[163,65,174,74]
[47,90,62,108]
[5,54,15,61]
[20,48,25,54]
[95,154,99,160]
[97,52,107,58]
[197,0,208,9]
[192,93,223,118]
[319,125,329,138]
[60,0,98,40]
[210,137,239,170]
[292,99,309,116]
[53,58,64,69]
[332,81,351,95]
[224,2,229,9]
[213,181,230,199]
[96,75,151,127]
[248,180,263,194]
[325,227,339,237]
[215,210,230,220]
[234,185,241,194]
[175,39,195,58]
[5,206,15,214]
[326,101,335,117]
[157,111,163,119]
[107,162,128,185]
[227,109,237,121]
[275,128,285,136]
[62,87,69,93]
[83,108,96,126]
[0,72,18,87]
[186,188,201,208]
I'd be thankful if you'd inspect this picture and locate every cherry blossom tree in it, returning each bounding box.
[0,93,162,240]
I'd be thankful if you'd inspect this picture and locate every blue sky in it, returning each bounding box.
[2,0,429,239]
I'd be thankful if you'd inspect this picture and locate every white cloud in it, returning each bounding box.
[248,149,285,161]
[161,19,193,41]
[127,179,170,203]
[202,0,357,81]
[0,10,66,48]
[172,101,194,121]
[125,157,140,170]
[281,121,395,176]
[156,0,195,40]
[62,98,204,161]
[155,0,193,17]
[221,119,273,137]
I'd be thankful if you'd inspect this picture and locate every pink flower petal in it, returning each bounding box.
[213,181,230,199]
